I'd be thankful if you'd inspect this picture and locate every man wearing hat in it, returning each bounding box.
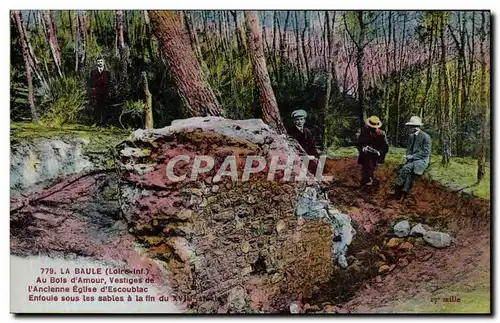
[288,109,319,158]
[393,116,432,199]
[356,115,389,187]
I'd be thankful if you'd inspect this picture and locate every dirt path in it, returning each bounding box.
[319,158,491,313]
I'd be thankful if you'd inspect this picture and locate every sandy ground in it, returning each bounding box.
[10,255,185,314]
[322,158,491,313]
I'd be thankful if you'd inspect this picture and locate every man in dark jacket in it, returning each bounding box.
[356,115,389,187]
[288,109,319,158]
[90,56,111,125]
[288,109,320,176]
[393,116,432,199]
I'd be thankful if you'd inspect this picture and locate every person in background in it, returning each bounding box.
[356,115,389,187]
[288,109,319,158]
[288,109,320,176]
[89,56,111,125]
[393,116,432,199]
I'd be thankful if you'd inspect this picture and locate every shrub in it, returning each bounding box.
[40,77,84,126]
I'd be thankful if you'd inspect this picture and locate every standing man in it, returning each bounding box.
[356,115,389,187]
[288,109,320,176]
[393,116,432,199]
[288,109,319,158]
[89,56,111,125]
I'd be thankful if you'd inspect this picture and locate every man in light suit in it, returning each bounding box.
[393,116,432,199]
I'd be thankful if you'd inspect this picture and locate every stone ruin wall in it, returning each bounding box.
[118,118,355,313]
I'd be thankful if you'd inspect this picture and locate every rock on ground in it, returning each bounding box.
[423,231,452,248]
[410,223,428,236]
[393,220,410,237]
[289,301,304,314]
[119,117,356,313]
[10,138,94,194]
[10,128,178,312]
[10,129,127,195]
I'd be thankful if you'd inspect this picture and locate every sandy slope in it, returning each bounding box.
[320,158,491,313]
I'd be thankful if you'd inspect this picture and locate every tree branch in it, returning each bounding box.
[343,13,359,48]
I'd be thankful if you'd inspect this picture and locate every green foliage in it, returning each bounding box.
[374,55,490,158]
[119,99,144,128]
[203,44,255,119]
[122,100,144,115]
[417,11,450,41]
[324,106,356,149]
[10,65,32,121]
[40,76,84,126]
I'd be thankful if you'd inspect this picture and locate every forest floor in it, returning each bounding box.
[318,155,491,314]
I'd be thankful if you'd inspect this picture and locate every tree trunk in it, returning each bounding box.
[149,11,223,117]
[244,11,285,134]
[273,11,278,54]
[142,72,154,129]
[391,13,400,143]
[281,11,291,80]
[218,11,230,56]
[67,10,74,41]
[79,13,87,66]
[143,10,154,60]
[420,15,435,119]
[75,12,80,72]
[448,12,467,156]
[477,12,488,182]
[357,11,366,127]
[272,11,279,81]
[124,10,130,43]
[440,14,451,165]
[262,13,271,56]
[230,11,246,52]
[294,12,304,85]
[395,13,407,146]
[460,12,468,112]
[383,11,392,142]
[42,10,63,77]
[116,10,125,59]
[301,11,310,84]
[230,11,241,50]
[184,11,202,60]
[283,11,291,59]
[322,11,336,149]
[467,12,476,104]
[11,11,39,122]
[74,12,87,72]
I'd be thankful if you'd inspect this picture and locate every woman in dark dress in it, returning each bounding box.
[356,116,389,187]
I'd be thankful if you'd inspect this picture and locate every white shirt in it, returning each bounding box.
[406,129,421,158]
[98,67,104,73]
